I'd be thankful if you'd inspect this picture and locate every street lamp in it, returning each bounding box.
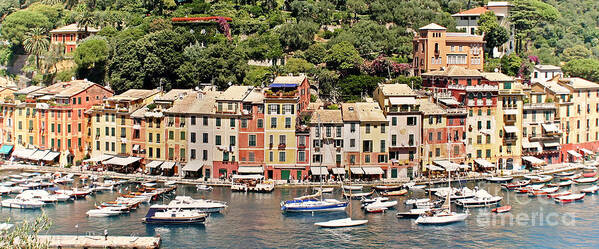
[75,224,79,240]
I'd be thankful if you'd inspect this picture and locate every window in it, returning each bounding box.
[191,149,196,160]
[230,118,235,128]
[203,116,208,126]
[270,117,277,128]
[203,133,208,143]
[169,131,174,140]
[336,126,342,137]
[269,151,274,162]
[408,134,414,146]
[121,128,126,138]
[486,120,491,129]
[392,117,397,126]
[454,145,459,155]
[285,117,291,128]
[350,139,356,147]
[248,152,255,162]
[191,132,196,143]
[298,151,305,162]
[279,135,286,145]
[366,124,371,134]
[241,119,247,128]
[257,119,263,128]
[148,148,154,158]
[351,123,356,132]
[279,151,286,162]
[230,136,236,146]
[326,126,332,137]
[365,155,371,163]
[477,150,482,158]
[486,149,491,158]
[381,124,386,133]
[435,148,440,157]
[168,148,174,159]
[313,154,322,163]
[407,117,417,126]
[380,140,386,153]
[363,140,373,152]
[486,134,491,144]
[191,116,196,125]
[249,135,256,146]
[391,135,397,146]
[428,132,433,141]
[148,133,153,143]
[215,135,221,145]
[203,150,208,160]
[437,132,442,141]
[111,127,114,136]
[477,135,482,144]
[180,131,186,140]
[216,118,221,127]
[477,121,482,130]
[121,143,126,154]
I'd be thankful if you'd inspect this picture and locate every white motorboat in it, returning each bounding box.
[343,185,363,191]
[456,188,503,207]
[363,199,398,210]
[196,184,213,191]
[314,218,368,228]
[396,208,432,218]
[343,190,374,199]
[554,193,585,203]
[86,207,123,217]
[486,176,513,182]
[150,196,227,213]
[143,209,207,224]
[434,187,475,199]
[361,197,389,204]
[575,176,599,184]
[1,197,45,209]
[17,190,57,203]
[9,186,24,194]
[0,186,11,195]
[281,199,348,212]
[548,180,574,187]
[581,185,599,194]
[405,198,430,206]
[316,187,334,193]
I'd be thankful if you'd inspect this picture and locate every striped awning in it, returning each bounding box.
[238,166,263,174]
[331,168,345,175]
[350,167,364,174]
[182,160,204,172]
[145,160,163,169]
[362,167,384,175]
[474,158,495,168]
[103,156,141,166]
[580,148,594,155]
[568,150,582,158]
[160,161,176,170]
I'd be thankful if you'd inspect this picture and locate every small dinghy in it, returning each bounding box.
[554,171,576,177]
[562,173,583,181]
[554,193,585,203]
[381,189,407,197]
[528,187,559,197]
[491,205,511,213]
[343,185,363,191]
[374,185,402,191]
[315,218,368,228]
[343,190,374,199]
[405,198,430,206]
[365,206,387,213]
[581,185,599,194]
[502,180,530,190]
[547,190,571,198]
[486,176,513,182]
[143,209,207,224]
[548,180,573,187]
[86,207,123,217]
[583,171,598,178]
[196,184,213,191]
[574,177,599,184]
[361,197,389,204]
[515,184,545,193]
[396,208,432,218]
[319,187,334,193]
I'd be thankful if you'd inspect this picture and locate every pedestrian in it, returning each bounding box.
[104,229,108,240]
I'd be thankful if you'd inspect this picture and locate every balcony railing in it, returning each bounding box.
[523,103,555,110]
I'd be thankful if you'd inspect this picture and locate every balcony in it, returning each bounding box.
[298,144,306,149]
[265,90,299,99]
[466,85,498,92]
[503,136,517,142]
[523,103,555,110]
[278,143,286,149]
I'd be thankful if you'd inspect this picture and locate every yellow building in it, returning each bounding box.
[486,72,525,171]
[353,102,389,179]
[89,89,161,160]
[418,98,448,169]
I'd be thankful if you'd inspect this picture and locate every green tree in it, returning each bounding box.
[23,27,49,70]
[338,74,383,101]
[1,10,52,45]
[346,0,367,25]
[561,45,591,62]
[278,20,318,52]
[2,213,52,249]
[325,41,362,72]
[304,43,327,65]
[27,3,63,25]
[74,38,109,83]
[511,0,559,53]
[315,68,339,100]
[477,11,509,58]
[75,4,97,32]
[282,58,314,75]
[500,53,523,76]
[563,58,599,82]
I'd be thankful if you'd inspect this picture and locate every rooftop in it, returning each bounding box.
[15,86,43,95]
[422,66,482,77]
[217,85,252,101]
[341,103,359,121]
[29,80,107,98]
[272,75,307,85]
[535,81,570,95]
[378,83,416,96]
[156,89,194,102]
[560,77,599,90]
[310,109,343,124]
[534,64,562,71]
[108,89,160,102]
[50,23,99,33]
[418,99,446,115]
[187,90,220,114]
[419,23,446,30]
[451,6,489,16]
[243,89,264,103]
[356,102,386,122]
[482,72,514,82]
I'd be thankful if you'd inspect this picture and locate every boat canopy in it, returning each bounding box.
[145,160,163,169]
[182,160,204,172]
[434,160,460,171]
[310,167,329,176]
[0,145,13,154]
[331,167,345,175]
[362,167,384,175]
[238,166,263,174]
[232,174,263,180]
[474,158,495,168]
[350,167,364,174]
[567,150,582,158]
[426,165,444,171]
[522,156,546,165]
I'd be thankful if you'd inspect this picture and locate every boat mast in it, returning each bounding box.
[318,113,323,201]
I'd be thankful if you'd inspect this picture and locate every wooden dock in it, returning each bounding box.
[38,235,161,248]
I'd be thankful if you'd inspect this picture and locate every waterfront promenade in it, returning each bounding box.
[0,161,587,188]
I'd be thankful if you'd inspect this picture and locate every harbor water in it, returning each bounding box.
[2,171,599,248]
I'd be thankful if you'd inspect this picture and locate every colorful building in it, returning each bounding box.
[309,109,343,179]
[352,102,389,180]
[264,76,310,180]
[418,98,449,170]
[522,88,561,165]
[412,23,485,75]
[50,23,99,53]
[373,83,420,178]
[183,88,219,178]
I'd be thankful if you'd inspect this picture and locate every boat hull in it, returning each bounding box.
[143,216,206,224]
[315,218,368,228]
[415,213,468,225]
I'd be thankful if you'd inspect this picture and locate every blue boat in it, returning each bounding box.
[280,199,348,212]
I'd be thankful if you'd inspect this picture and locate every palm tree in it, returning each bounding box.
[23,28,50,71]
[76,9,96,33]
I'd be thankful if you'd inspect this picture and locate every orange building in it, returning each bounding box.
[50,24,99,53]
[413,23,485,75]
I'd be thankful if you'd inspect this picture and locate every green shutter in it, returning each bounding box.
[281,170,290,180]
